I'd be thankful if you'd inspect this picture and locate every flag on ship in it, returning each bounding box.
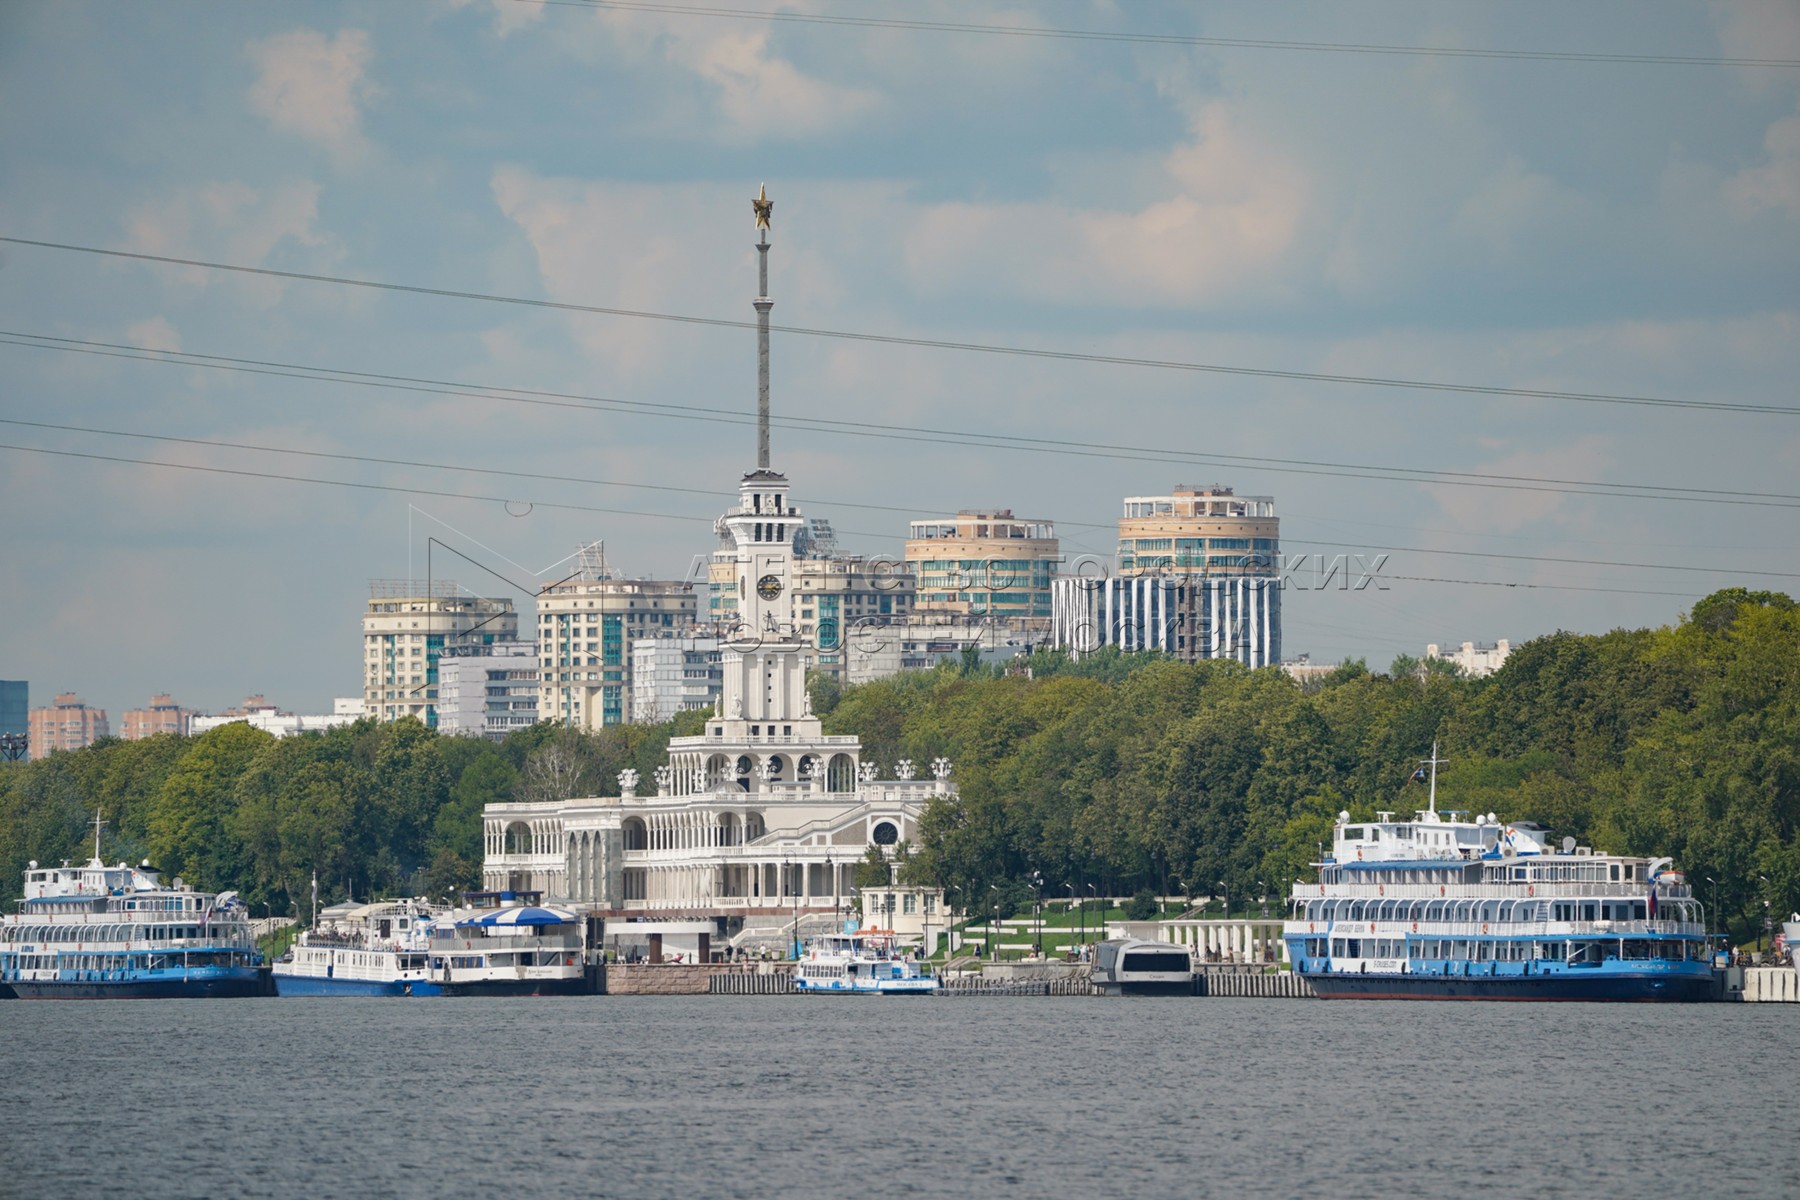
[1647,872,1660,920]
[1410,766,1428,782]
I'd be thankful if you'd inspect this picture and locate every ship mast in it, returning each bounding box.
[1421,741,1446,815]
[91,809,106,864]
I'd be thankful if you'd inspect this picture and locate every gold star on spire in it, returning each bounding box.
[752,183,773,232]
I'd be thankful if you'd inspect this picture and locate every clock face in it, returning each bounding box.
[756,574,783,600]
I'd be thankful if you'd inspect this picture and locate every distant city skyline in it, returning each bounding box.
[3,1,1797,715]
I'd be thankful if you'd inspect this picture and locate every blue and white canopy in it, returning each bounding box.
[455,905,578,928]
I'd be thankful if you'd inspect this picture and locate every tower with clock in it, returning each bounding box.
[479,190,950,938]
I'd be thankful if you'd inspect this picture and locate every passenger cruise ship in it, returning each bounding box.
[1284,749,1713,1001]
[0,840,266,999]
[793,928,938,994]
[273,898,445,997]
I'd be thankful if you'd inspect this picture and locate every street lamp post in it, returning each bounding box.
[1032,870,1043,959]
[1219,882,1231,922]
[1064,883,1075,958]
[989,882,1001,963]
[1705,876,1718,942]
[1086,883,1097,950]
[784,856,796,959]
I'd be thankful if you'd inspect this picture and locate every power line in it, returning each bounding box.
[6,331,1799,510]
[3,237,1793,418]
[1316,575,1699,598]
[5,421,1795,581]
[531,0,1800,68]
[1286,540,1800,582]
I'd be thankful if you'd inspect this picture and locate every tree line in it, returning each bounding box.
[1,589,1794,944]
[819,588,1799,945]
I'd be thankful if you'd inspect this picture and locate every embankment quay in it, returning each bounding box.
[588,961,1800,1000]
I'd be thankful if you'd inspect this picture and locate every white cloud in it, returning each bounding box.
[1712,0,1800,91]
[124,317,181,353]
[582,7,878,139]
[902,105,1308,307]
[246,28,377,163]
[122,180,331,306]
[1722,99,1800,220]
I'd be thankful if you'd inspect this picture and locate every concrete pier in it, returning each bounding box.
[1740,966,1800,1002]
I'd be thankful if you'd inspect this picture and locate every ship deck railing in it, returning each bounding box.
[1293,882,1693,901]
[1296,919,1705,938]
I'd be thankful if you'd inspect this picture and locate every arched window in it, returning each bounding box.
[622,818,648,852]
[504,822,532,855]
[828,754,855,793]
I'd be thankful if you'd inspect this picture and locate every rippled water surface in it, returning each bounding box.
[3,996,1795,1199]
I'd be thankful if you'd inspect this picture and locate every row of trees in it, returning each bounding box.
[0,708,703,918]
[1,589,1793,942]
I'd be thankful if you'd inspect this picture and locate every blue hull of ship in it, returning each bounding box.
[273,974,444,997]
[1305,971,1714,1002]
[5,968,272,999]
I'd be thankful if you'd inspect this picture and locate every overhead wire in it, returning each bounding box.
[4,418,1795,581]
[4,331,1797,510]
[2,238,1794,418]
[528,0,1800,68]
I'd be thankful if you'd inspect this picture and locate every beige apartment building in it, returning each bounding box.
[120,693,198,739]
[905,509,1058,630]
[28,692,109,758]
[363,582,519,728]
[536,574,698,730]
[1116,484,1279,577]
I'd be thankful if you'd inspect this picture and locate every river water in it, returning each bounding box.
[2,996,1794,1199]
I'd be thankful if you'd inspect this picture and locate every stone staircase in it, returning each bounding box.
[730,912,839,956]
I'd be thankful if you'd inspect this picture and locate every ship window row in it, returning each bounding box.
[1,950,256,972]
[1310,938,1704,963]
[3,923,229,943]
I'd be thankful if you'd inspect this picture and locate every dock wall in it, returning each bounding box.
[1196,970,1316,998]
[1740,966,1800,1002]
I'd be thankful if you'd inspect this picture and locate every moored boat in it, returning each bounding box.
[793,927,938,994]
[0,825,267,999]
[1091,938,1194,996]
[425,890,589,995]
[1283,746,1714,1002]
[273,898,445,997]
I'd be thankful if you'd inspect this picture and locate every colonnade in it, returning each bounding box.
[1160,919,1289,964]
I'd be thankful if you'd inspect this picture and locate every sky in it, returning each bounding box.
[2,0,1798,718]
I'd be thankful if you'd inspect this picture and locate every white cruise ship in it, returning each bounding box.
[1283,748,1713,1001]
[273,898,445,997]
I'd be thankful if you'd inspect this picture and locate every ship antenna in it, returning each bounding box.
[1424,741,1445,815]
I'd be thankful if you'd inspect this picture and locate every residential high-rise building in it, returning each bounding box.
[1,680,29,761]
[363,582,518,728]
[536,549,698,730]
[630,633,723,724]
[121,693,198,740]
[1050,575,1281,668]
[905,509,1058,630]
[1116,484,1278,577]
[438,641,540,740]
[27,692,109,759]
[1058,483,1282,668]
